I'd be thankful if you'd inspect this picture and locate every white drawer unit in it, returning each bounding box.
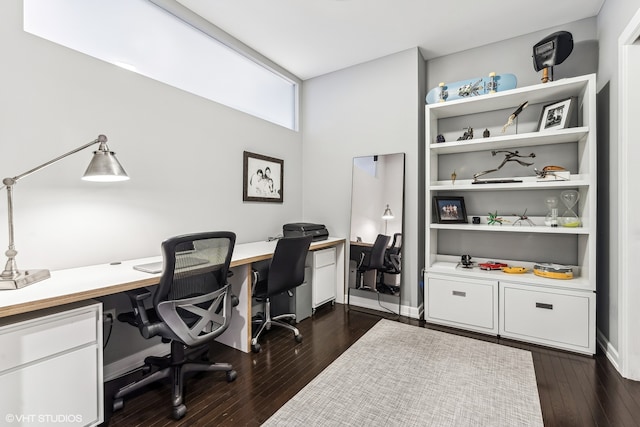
[426,275,498,335]
[309,247,337,311]
[500,282,595,354]
[0,301,103,426]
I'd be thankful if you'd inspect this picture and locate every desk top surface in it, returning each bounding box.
[0,237,344,319]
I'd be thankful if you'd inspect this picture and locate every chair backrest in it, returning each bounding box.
[266,235,313,296]
[154,231,236,347]
[384,233,402,273]
[366,234,391,270]
[389,233,402,253]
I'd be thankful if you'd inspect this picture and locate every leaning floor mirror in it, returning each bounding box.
[348,153,405,304]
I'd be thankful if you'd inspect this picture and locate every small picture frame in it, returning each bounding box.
[243,151,283,203]
[538,98,574,131]
[433,196,468,224]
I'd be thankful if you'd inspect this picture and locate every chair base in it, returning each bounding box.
[251,297,302,353]
[113,341,236,420]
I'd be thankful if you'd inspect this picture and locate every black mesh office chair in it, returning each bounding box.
[356,234,391,290]
[251,235,312,353]
[113,231,238,420]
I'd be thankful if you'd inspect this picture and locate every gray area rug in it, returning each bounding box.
[263,319,543,426]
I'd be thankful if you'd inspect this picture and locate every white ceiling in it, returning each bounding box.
[176,0,604,80]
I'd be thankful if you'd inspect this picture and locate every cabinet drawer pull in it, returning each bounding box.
[452,291,466,297]
[536,302,553,310]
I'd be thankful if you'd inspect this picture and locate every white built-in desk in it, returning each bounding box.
[0,237,345,354]
[0,237,344,426]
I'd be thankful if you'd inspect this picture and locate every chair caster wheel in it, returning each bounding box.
[113,398,124,412]
[172,404,187,420]
[251,343,261,353]
[227,369,237,382]
[295,334,303,343]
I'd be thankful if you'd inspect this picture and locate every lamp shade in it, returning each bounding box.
[82,149,129,182]
[382,204,394,220]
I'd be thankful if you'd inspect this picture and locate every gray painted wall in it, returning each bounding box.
[0,0,304,273]
[302,48,424,313]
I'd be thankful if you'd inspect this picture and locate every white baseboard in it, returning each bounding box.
[597,328,620,372]
[104,342,170,382]
[347,294,420,319]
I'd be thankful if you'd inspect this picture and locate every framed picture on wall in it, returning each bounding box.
[433,196,468,224]
[243,151,284,203]
[538,98,574,131]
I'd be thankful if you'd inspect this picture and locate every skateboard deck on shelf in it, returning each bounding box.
[426,73,517,104]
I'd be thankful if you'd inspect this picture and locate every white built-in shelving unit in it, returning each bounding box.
[424,74,596,354]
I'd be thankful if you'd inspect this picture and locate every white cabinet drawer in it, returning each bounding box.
[0,301,103,426]
[313,247,336,268]
[0,346,101,426]
[426,275,498,334]
[310,248,337,309]
[0,307,97,372]
[500,283,594,352]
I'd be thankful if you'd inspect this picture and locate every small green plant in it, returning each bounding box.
[487,211,505,225]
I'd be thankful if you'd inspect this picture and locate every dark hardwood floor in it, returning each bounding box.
[103,304,640,427]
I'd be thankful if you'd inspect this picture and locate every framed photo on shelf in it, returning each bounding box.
[243,151,283,203]
[433,196,468,224]
[538,98,574,131]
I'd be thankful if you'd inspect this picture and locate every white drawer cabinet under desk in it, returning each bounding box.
[0,301,103,426]
[308,247,337,313]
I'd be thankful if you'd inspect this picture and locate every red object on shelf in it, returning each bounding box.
[479,261,508,271]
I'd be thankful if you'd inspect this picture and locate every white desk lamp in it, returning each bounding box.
[382,204,394,235]
[0,134,129,290]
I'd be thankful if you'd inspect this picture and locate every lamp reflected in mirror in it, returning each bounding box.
[382,204,394,234]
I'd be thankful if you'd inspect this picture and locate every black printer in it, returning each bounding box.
[283,223,329,241]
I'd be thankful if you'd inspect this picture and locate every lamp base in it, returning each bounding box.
[0,269,50,290]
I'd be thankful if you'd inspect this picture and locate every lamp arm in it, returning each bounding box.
[3,135,106,186]
[0,135,106,281]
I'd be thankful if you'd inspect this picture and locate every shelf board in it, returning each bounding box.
[426,263,593,291]
[430,175,589,191]
[429,222,590,235]
[426,75,593,119]
[429,127,588,154]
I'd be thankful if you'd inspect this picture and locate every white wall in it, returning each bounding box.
[0,0,303,272]
[302,48,423,312]
[596,0,640,373]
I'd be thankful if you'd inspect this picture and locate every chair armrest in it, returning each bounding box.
[119,288,157,338]
[357,249,370,269]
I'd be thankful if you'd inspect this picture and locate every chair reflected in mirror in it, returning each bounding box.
[379,233,402,294]
[355,234,390,290]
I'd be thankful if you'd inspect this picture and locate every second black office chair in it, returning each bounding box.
[251,235,312,353]
[114,231,238,420]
